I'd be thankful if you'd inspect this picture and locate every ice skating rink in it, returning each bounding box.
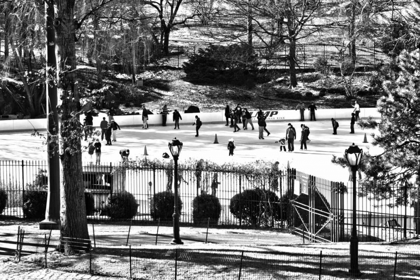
[0,118,380,182]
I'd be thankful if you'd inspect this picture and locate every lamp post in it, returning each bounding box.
[168,138,184,245]
[344,143,363,277]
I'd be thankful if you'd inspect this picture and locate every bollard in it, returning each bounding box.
[44,234,48,268]
[175,249,178,280]
[89,249,92,274]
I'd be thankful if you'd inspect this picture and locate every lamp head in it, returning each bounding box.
[168,137,183,158]
[344,143,363,167]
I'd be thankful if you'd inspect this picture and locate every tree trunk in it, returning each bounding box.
[55,0,89,241]
[247,0,252,48]
[289,37,297,87]
[163,27,171,56]
[4,9,10,59]
[349,1,357,64]
[93,12,103,85]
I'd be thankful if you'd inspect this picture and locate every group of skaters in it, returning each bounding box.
[84,110,121,165]
[225,100,361,155]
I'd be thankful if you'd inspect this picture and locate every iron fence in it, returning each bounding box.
[0,160,418,243]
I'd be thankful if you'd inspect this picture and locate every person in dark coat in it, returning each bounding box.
[84,111,93,140]
[227,138,235,156]
[161,104,169,126]
[295,102,306,121]
[350,113,356,134]
[224,105,231,126]
[105,124,113,145]
[94,139,101,165]
[142,105,149,129]
[286,123,296,152]
[100,117,108,141]
[193,115,202,137]
[233,105,242,132]
[308,103,317,121]
[331,118,339,135]
[257,114,267,139]
[244,108,254,130]
[173,109,182,129]
[111,120,121,142]
[300,124,309,150]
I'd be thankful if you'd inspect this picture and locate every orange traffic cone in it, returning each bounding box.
[214,134,219,144]
[363,133,368,143]
[144,146,149,156]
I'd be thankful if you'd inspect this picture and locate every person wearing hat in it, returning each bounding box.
[111,120,121,142]
[331,118,339,135]
[94,138,102,165]
[120,149,130,162]
[100,117,108,141]
[227,138,235,156]
[285,123,296,152]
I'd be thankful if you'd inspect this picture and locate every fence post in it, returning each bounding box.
[44,234,47,268]
[319,250,323,280]
[129,245,132,279]
[175,249,178,280]
[205,217,210,243]
[393,251,398,280]
[126,219,132,246]
[238,251,244,280]
[155,218,160,245]
[239,174,242,227]
[89,248,92,275]
[21,160,25,210]
[92,222,96,248]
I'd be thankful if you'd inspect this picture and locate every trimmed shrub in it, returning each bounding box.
[229,189,281,227]
[192,194,221,225]
[23,191,47,219]
[107,191,138,219]
[0,189,7,215]
[313,57,329,75]
[183,43,261,88]
[305,91,314,98]
[85,192,95,216]
[150,191,183,222]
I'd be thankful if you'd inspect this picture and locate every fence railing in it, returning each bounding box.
[0,160,418,243]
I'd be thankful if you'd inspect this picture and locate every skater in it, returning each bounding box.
[295,102,306,121]
[227,138,235,156]
[300,124,309,150]
[100,117,108,141]
[120,149,130,162]
[242,110,247,129]
[233,105,242,132]
[111,120,121,142]
[173,109,182,129]
[278,137,287,152]
[161,104,169,126]
[331,118,339,135]
[244,108,254,130]
[352,100,360,120]
[108,107,115,122]
[142,105,149,129]
[224,105,231,126]
[87,141,95,163]
[105,124,113,145]
[94,139,101,165]
[257,113,267,139]
[193,115,202,137]
[84,111,93,141]
[350,113,356,134]
[308,103,317,121]
[286,123,296,152]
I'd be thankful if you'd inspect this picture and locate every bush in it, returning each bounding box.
[23,191,47,219]
[85,192,95,216]
[229,189,281,227]
[0,189,7,215]
[340,58,355,76]
[150,191,183,221]
[183,43,261,87]
[313,57,329,74]
[305,91,313,98]
[107,191,138,219]
[192,194,222,225]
